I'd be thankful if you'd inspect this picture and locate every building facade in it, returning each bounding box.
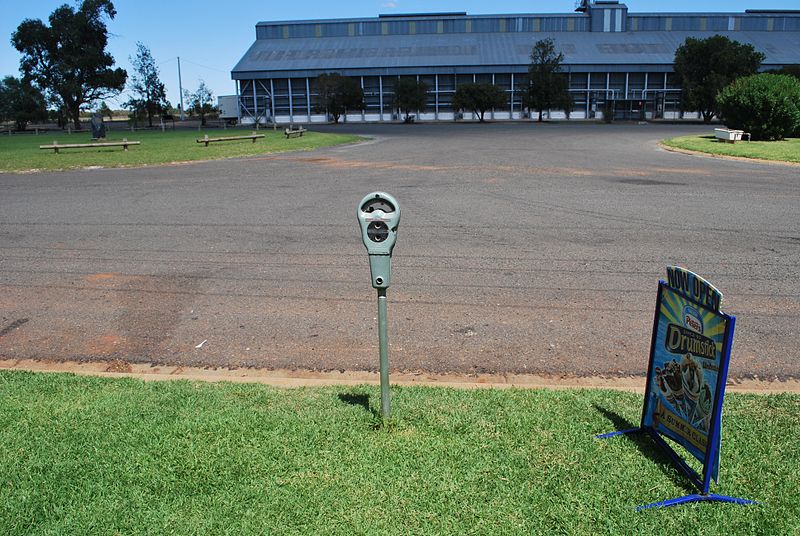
[230,1,800,123]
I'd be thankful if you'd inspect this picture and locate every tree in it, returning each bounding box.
[184,80,217,126]
[674,35,764,123]
[524,38,572,122]
[393,78,428,123]
[313,73,363,123]
[11,0,127,130]
[452,83,507,122]
[717,73,800,141]
[124,42,170,127]
[0,76,48,131]
[97,101,114,121]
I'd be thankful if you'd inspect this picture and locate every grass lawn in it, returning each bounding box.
[663,135,800,164]
[0,128,362,173]
[1,371,798,535]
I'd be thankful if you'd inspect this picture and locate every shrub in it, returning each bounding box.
[717,73,800,140]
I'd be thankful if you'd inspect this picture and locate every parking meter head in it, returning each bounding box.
[357,192,401,255]
[357,192,401,289]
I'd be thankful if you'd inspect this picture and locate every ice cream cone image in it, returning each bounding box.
[663,359,686,417]
[681,354,703,419]
[693,382,713,432]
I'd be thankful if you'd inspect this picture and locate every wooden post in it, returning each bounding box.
[204,134,209,147]
[123,137,128,151]
[252,132,257,143]
[53,140,59,154]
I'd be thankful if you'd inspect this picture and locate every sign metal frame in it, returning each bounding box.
[597,268,755,510]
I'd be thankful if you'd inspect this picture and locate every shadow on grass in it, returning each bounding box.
[593,404,695,494]
[338,393,382,424]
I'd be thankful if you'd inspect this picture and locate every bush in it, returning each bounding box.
[717,73,800,140]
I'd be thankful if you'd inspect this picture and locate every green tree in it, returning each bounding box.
[97,101,114,121]
[452,83,507,122]
[393,78,428,123]
[124,42,170,127]
[0,76,48,131]
[184,80,217,126]
[717,73,800,141]
[524,38,571,122]
[11,0,127,130]
[313,73,363,123]
[674,35,764,123]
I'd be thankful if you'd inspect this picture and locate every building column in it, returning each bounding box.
[625,72,629,99]
[253,80,258,124]
[361,76,365,122]
[288,78,294,124]
[306,78,311,121]
[434,74,439,120]
[510,73,515,119]
[491,73,495,120]
[379,76,384,122]
[586,72,591,119]
[269,79,276,122]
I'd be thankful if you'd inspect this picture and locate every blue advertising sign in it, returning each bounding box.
[642,281,728,483]
[597,267,755,510]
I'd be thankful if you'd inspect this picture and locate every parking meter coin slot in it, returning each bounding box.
[367,221,389,242]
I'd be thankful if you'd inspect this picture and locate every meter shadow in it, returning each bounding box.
[593,404,695,493]
[338,392,381,421]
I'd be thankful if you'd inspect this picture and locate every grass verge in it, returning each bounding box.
[1,370,798,535]
[662,134,800,164]
[0,128,362,173]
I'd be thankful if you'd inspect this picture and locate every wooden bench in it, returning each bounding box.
[39,138,140,153]
[196,133,265,147]
[284,127,307,138]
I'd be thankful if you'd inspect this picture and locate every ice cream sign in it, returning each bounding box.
[597,267,754,510]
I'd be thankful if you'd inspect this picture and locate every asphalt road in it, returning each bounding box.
[1,122,798,380]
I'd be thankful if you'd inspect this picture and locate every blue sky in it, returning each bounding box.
[1,0,796,109]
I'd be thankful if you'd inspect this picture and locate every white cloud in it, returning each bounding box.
[382,2,398,8]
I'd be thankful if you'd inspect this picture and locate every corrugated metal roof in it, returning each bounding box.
[231,31,800,78]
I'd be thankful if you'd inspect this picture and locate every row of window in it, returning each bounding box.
[256,17,586,39]
[631,15,800,32]
[256,15,800,39]
[239,72,681,115]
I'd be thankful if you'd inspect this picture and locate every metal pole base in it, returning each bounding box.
[595,428,643,439]
[377,288,390,420]
[636,494,756,511]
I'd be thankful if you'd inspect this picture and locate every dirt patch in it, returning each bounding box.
[1,359,798,394]
[104,359,133,373]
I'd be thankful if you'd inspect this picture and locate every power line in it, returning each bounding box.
[180,58,228,74]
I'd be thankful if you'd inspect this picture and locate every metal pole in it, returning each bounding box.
[377,287,391,419]
[178,57,185,121]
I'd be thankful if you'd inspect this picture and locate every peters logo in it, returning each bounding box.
[683,306,703,334]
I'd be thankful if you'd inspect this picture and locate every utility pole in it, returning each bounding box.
[178,56,184,121]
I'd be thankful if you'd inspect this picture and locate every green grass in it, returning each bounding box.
[663,134,800,163]
[0,128,362,173]
[0,371,798,535]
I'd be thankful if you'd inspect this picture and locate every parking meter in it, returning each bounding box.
[357,192,401,289]
[356,192,401,420]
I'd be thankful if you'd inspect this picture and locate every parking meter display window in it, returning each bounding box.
[361,198,395,213]
[367,221,390,242]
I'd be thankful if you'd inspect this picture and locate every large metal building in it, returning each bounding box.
[230,1,800,123]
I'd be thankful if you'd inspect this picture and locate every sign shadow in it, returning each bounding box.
[593,403,694,494]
